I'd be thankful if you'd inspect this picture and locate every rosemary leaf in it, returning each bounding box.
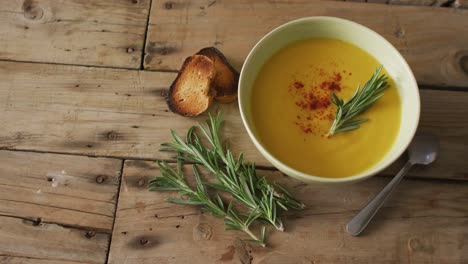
[149,161,266,246]
[158,113,304,231]
[149,113,304,246]
[328,66,389,136]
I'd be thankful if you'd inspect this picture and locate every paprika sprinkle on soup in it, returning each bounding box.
[294,81,304,89]
[288,66,351,135]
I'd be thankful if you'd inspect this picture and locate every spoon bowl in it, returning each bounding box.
[408,133,439,165]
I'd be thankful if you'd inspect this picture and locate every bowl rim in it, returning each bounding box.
[238,16,420,183]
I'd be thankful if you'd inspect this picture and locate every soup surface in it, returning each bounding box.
[251,38,401,178]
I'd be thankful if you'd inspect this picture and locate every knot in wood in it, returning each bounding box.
[106,131,119,140]
[22,0,44,21]
[131,0,139,3]
[164,1,174,9]
[193,223,212,241]
[394,27,405,39]
[138,178,146,187]
[139,238,149,245]
[158,47,170,55]
[129,235,158,249]
[127,47,135,53]
[85,231,96,238]
[32,217,42,226]
[407,237,434,254]
[95,175,107,183]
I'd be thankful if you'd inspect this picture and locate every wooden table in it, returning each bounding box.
[0,1,467,263]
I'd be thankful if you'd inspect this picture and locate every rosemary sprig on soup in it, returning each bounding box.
[328,66,389,136]
[251,38,401,178]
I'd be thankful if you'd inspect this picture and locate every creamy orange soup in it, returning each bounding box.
[251,38,401,178]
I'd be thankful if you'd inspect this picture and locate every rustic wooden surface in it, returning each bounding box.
[0,0,467,263]
[0,0,149,68]
[108,161,468,264]
[144,0,468,87]
[0,61,467,180]
[0,151,121,263]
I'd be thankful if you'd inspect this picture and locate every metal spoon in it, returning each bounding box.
[346,133,439,236]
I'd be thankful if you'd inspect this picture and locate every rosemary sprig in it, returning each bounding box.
[328,66,389,136]
[160,113,304,231]
[149,161,267,246]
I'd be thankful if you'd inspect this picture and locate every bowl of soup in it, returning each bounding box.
[238,17,420,184]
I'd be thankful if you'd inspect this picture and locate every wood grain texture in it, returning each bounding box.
[0,216,110,264]
[107,161,468,264]
[0,151,121,231]
[0,61,467,180]
[0,0,150,68]
[144,0,468,87]
[0,151,121,264]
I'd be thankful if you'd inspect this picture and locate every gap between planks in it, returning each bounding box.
[139,0,154,70]
[105,160,125,264]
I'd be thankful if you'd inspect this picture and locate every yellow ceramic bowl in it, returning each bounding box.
[238,17,420,184]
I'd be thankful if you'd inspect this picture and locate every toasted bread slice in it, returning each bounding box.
[166,55,216,116]
[196,47,239,103]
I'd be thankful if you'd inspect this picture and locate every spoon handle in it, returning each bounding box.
[346,161,413,236]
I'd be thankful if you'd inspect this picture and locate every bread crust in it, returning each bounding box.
[196,47,239,103]
[166,55,216,116]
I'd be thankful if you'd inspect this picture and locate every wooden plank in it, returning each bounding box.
[144,0,468,87]
[0,216,110,264]
[0,151,121,231]
[0,151,121,263]
[384,89,468,180]
[108,161,468,263]
[0,0,150,68]
[0,61,467,180]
